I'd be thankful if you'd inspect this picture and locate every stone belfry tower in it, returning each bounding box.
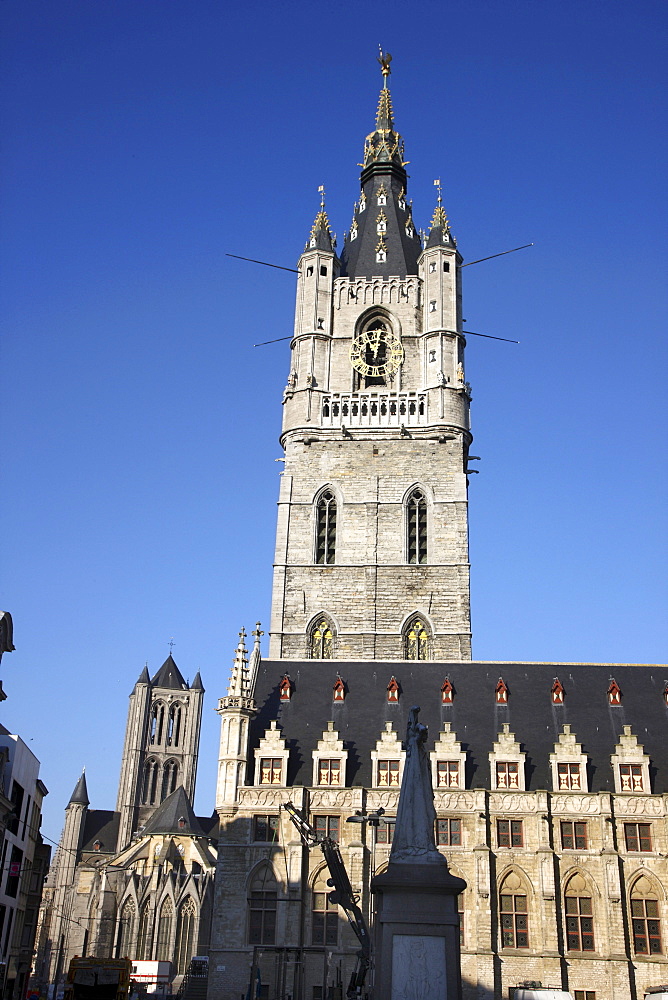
[115,654,204,849]
[270,56,472,661]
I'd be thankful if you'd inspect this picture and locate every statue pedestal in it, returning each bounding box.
[371,861,466,1000]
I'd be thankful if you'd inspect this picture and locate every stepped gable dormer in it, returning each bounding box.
[340,54,422,279]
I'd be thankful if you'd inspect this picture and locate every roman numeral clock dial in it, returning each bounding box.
[349,323,404,378]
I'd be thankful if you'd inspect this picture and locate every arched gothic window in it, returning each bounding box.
[175,898,197,975]
[248,869,277,946]
[310,617,334,659]
[156,898,173,962]
[312,870,338,945]
[117,900,135,958]
[499,873,529,949]
[167,704,182,747]
[406,488,427,564]
[161,760,179,802]
[142,758,159,806]
[316,491,337,564]
[631,876,663,955]
[136,905,152,960]
[564,874,595,951]
[150,702,166,745]
[404,617,429,661]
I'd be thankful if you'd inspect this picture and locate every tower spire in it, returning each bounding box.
[305,187,335,252]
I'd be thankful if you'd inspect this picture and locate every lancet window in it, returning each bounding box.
[142,758,159,806]
[149,701,166,746]
[565,876,595,952]
[404,616,429,660]
[310,617,334,659]
[312,870,338,945]
[136,905,152,960]
[499,875,529,949]
[167,704,182,747]
[161,759,179,802]
[315,491,337,564]
[175,898,197,975]
[117,900,135,959]
[406,489,427,564]
[631,877,662,954]
[156,899,173,961]
[248,869,277,946]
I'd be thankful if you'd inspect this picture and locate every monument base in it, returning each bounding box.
[371,861,466,1000]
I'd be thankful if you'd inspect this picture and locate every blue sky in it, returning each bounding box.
[1,0,666,842]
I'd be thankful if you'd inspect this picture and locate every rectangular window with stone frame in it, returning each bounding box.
[495,761,520,789]
[376,819,394,844]
[253,815,280,843]
[619,763,644,791]
[259,758,283,785]
[313,815,339,843]
[497,819,523,848]
[377,759,400,787]
[436,818,461,846]
[561,821,588,850]
[436,761,460,788]
[500,893,528,948]
[557,762,582,789]
[624,823,652,852]
[317,758,342,786]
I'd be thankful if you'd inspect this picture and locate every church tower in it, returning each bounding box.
[270,57,472,661]
[115,655,204,849]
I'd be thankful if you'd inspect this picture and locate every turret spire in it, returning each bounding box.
[306,186,335,252]
[227,627,250,698]
[426,177,456,248]
[362,53,406,175]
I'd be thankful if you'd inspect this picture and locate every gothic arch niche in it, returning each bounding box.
[136,904,152,960]
[156,896,174,962]
[498,869,530,950]
[352,308,402,389]
[175,897,198,975]
[629,873,664,955]
[314,485,338,565]
[402,612,432,661]
[142,757,159,806]
[247,864,278,946]
[404,485,429,564]
[161,759,179,802]
[307,612,337,660]
[149,701,167,746]
[167,702,183,747]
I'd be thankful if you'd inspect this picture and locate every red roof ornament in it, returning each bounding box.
[663,682,668,707]
[332,675,346,702]
[551,677,565,704]
[387,676,400,703]
[495,677,509,704]
[441,676,454,704]
[607,677,622,705]
[279,674,292,702]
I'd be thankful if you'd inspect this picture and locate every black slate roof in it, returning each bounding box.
[250,660,668,794]
[141,785,204,837]
[151,654,187,690]
[81,809,120,854]
[69,771,89,806]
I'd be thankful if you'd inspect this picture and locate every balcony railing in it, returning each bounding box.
[321,391,427,428]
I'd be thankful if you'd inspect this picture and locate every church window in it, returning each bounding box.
[310,618,334,659]
[175,898,197,975]
[624,822,652,852]
[557,762,582,790]
[565,881,595,952]
[315,491,336,564]
[167,704,182,747]
[404,618,428,660]
[313,816,339,842]
[406,489,427,564]
[161,760,178,802]
[259,758,283,785]
[253,815,280,843]
[436,818,461,846]
[436,761,460,788]
[150,702,166,745]
[495,761,520,789]
[499,890,528,948]
[137,905,152,961]
[156,899,173,962]
[561,821,588,850]
[497,819,523,848]
[248,871,277,946]
[377,760,400,787]
[312,871,338,946]
[619,763,644,791]
[631,884,662,955]
[117,900,135,959]
[142,758,159,806]
[317,759,342,786]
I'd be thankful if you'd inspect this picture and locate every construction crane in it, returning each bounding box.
[282,802,371,998]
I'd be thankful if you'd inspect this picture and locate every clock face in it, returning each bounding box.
[349,324,404,378]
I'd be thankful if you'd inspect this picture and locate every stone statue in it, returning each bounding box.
[390,706,443,864]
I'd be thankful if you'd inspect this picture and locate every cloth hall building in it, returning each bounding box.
[44,61,668,1000]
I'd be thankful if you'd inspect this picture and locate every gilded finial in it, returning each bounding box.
[318,184,325,209]
[434,178,443,206]
[377,47,392,87]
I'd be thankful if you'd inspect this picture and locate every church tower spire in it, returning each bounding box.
[270,56,472,662]
[340,53,422,280]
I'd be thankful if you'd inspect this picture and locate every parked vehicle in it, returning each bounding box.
[129,961,172,996]
[64,957,133,1000]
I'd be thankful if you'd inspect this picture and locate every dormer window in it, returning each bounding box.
[318,759,342,786]
[309,237,316,248]
[405,223,414,238]
[255,721,289,787]
[611,725,651,794]
[495,678,509,704]
[93,840,101,852]
[350,221,358,241]
[608,678,622,704]
[259,758,283,785]
[552,678,565,704]
[332,676,345,702]
[550,725,589,792]
[398,189,406,211]
[377,760,400,787]
[376,237,387,263]
[279,675,292,702]
[496,762,520,789]
[436,761,460,788]
[489,725,526,791]
[664,683,668,706]
[386,676,400,702]
[178,816,186,829]
[312,722,347,787]
[441,677,454,704]
[376,211,387,233]
[359,194,366,213]
[377,185,387,206]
